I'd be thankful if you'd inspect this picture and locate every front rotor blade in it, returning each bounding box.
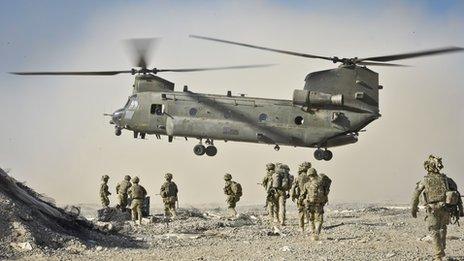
[360,46,464,62]
[356,61,408,67]
[190,35,334,62]
[10,70,132,76]
[125,38,160,68]
[156,64,275,73]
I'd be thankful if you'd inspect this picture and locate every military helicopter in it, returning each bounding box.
[11,38,463,161]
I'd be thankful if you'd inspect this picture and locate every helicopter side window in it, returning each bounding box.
[150,104,164,115]
[189,108,198,117]
[294,116,304,125]
[258,113,268,122]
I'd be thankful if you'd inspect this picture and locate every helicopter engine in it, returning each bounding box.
[292,89,343,107]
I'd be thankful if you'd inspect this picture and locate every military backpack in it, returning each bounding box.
[306,176,328,204]
[424,174,447,204]
[131,185,146,199]
[231,181,242,198]
[162,182,177,197]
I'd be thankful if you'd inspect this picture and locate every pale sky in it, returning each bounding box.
[1,1,463,206]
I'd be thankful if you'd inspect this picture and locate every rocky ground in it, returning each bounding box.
[1,168,463,260]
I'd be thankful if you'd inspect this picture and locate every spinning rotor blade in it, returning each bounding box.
[125,38,160,68]
[190,35,334,62]
[356,61,408,67]
[359,46,464,62]
[156,64,274,72]
[10,70,132,76]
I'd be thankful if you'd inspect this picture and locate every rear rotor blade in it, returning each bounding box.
[190,35,334,62]
[125,38,160,68]
[356,61,409,67]
[156,64,274,73]
[360,46,464,62]
[10,70,132,76]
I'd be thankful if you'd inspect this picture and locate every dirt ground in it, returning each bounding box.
[12,204,464,261]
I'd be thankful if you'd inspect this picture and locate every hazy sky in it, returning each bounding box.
[1,1,463,206]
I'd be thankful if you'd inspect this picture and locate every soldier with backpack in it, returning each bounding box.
[412,155,463,261]
[262,163,278,222]
[291,162,312,232]
[160,173,178,219]
[128,176,147,225]
[100,175,111,208]
[223,173,242,218]
[270,164,294,226]
[301,167,332,241]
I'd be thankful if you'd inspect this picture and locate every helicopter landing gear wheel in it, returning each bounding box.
[314,149,325,160]
[193,144,206,156]
[133,131,139,139]
[323,150,333,161]
[115,128,122,136]
[140,133,146,139]
[314,149,333,161]
[205,146,217,156]
[274,145,280,151]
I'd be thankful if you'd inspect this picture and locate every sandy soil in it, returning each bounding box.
[13,204,464,261]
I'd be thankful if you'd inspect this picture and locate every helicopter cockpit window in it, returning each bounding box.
[150,104,164,115]
[126,96,139,110]
[258,113,268,122]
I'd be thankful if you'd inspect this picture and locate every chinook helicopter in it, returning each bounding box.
[11,38,463,161]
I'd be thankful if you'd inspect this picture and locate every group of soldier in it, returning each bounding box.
[99,154,463,260]
[99,173,178,224]
[260,162,331,241]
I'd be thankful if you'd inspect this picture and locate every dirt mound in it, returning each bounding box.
[0,168,141,259]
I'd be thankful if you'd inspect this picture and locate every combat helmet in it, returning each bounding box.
[299,161,311,169]
[124,175,131,181]
[224,173,232,181]
[266,163,275,170]
[424,155,444,173]
[102,175,109,181]
[132,176,140,183]
[307,167,317,176]
[165,173,173,180]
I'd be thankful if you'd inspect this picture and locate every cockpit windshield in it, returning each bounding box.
[124,95,139,110]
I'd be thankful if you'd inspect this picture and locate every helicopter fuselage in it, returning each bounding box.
[111,65,381,160]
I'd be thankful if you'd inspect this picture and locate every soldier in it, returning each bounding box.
[160,173,178,218]
[269,164,293,226]
[223,173,242,217]
[262,163,278,222]
[115,175,132,211]
[301,168,332,240]
[128,176,147,224]
[100,175,111,208]
[411,155,464,261]
[291,162,312,232]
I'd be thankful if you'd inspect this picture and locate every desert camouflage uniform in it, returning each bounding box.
[301,168,331,240]
[411,155,464,261]
[224,173,241,217]
[129,176,147,224]
[100,175,111,207]
[269,164,293,226]
[116,175,132,211]
[160,173,178,218]
[262,163,278,222]
[291,162,311,231]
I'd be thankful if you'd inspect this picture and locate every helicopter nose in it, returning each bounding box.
[112,109,124,125]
